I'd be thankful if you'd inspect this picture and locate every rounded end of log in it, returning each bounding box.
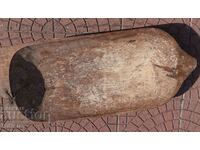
[9,52,47,121]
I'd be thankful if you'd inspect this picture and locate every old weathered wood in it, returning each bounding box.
[0,28,197,121]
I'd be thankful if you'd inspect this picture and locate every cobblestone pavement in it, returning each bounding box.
[0,18,200,132]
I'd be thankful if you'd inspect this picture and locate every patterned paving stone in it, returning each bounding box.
[0,18,199,131]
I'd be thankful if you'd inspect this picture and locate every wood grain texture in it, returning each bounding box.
[0,28,197,122]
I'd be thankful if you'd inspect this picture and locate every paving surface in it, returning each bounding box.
[0,18,200,132]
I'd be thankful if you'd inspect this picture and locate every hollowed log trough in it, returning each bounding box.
[0,28,197,122]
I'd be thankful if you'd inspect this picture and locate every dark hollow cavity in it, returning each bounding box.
[9,53,45,121]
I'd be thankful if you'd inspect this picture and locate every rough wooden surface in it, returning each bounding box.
[0,28,197,122]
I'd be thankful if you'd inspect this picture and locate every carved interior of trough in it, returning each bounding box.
[9,50,46,121]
